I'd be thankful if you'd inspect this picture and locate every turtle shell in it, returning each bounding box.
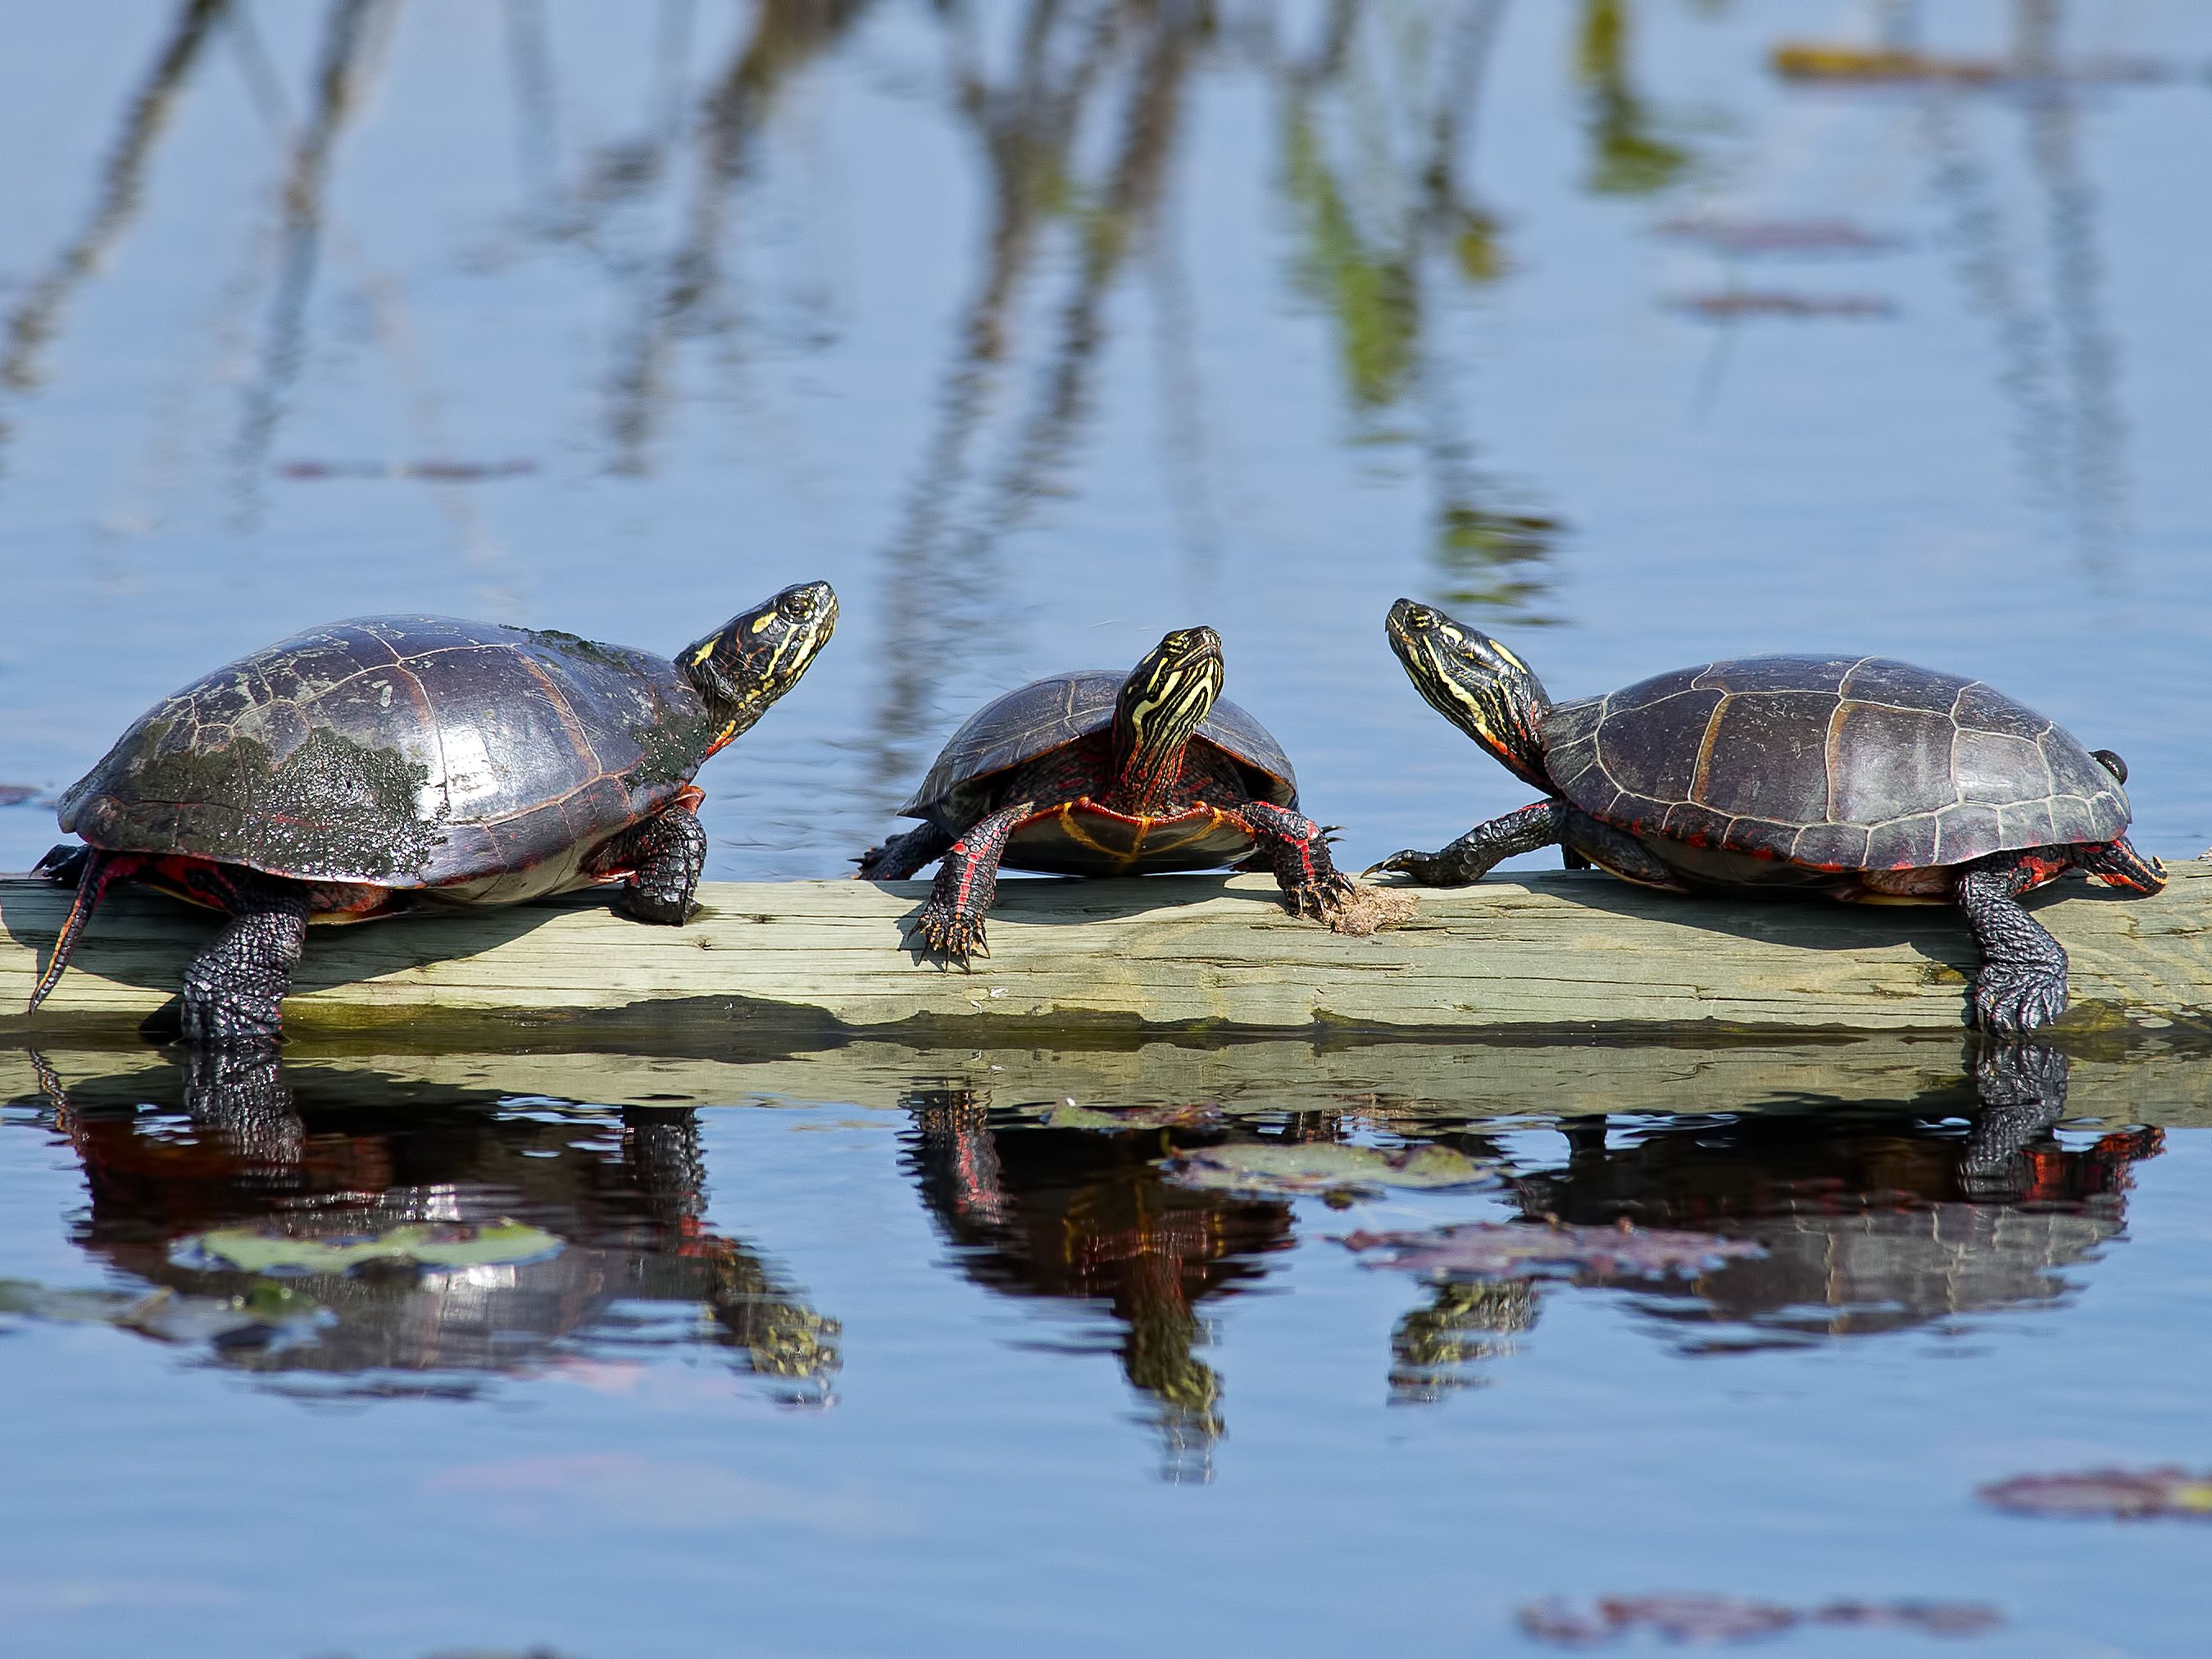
[901,670,1298,827]
[1540,656,2129,872]
[59,616,713,891]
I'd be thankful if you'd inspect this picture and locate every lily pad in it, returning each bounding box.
[0,1278,321,1347]
[1519,1593,2001,1646]
[1342,1221,1762,1281]
[175,1219,564,1277]
[1161,1142,1494,1198]
[1040,1102,1224,1132]
[1978,1467,2212,1520]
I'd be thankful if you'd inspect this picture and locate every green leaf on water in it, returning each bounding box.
[1161,1143,1495,1199]
[179,1219,565,1276]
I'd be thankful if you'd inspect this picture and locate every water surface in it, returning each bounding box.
[3,2,2210,1653]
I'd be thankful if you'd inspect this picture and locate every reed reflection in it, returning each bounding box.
[13,1050,839,1404]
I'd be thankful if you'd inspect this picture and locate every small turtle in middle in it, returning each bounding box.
[858,626,1354,961]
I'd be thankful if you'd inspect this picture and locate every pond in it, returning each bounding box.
[2,2,2209,1654]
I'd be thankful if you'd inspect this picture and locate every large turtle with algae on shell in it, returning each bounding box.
[30,582,838,1044]
[1371,598,2164,1034]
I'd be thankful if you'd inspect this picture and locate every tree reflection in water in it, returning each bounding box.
[16,1050,840,1405]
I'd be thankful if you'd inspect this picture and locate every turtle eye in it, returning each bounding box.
[777,589,816,622]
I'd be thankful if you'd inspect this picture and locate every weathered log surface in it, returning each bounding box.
[0,862,2204,1038]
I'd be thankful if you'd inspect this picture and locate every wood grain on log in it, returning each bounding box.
[0,863,2202,1039]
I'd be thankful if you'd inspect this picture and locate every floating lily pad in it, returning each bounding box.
[1978,1467,2212,1520]
[1342,1221,1762,1281]
[1040,1102,1224,1132]
[1519,1593,2001,1646]
[176,1219,564,1277]
[1161,1143,1494,1198]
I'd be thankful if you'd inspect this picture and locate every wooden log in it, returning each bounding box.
[0,862,2204,1039]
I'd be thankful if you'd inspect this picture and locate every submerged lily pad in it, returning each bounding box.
[1161,1142,1494,1198]
[176,1219,564,1277]
[0,1278,322,1347]
[1978,1467,2212,1520]
[1519,1593,2001,1646]
[1342,1221,1762,1281]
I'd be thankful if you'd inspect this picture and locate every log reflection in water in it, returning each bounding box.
[16,1049,840,1403]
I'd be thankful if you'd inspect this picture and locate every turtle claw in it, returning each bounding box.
[1286,872,1356,923]
[1971,963,2069,1036]
[910,901,988,966]
[1365,848,1442,884]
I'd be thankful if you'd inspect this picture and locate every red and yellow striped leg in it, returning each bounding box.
[1238,800,1356,921]
[911,801,1036,965]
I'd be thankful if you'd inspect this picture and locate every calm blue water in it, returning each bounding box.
[3,2,2211,1653]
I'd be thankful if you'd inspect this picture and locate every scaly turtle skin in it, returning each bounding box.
[31,582,838,1044]
[1370,598,2164,1035]
[857,626,1352,961]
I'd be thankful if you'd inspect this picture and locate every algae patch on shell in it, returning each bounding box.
[69,722,444,882]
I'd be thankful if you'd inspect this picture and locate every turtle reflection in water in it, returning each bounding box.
[902,1090,1296,1479]
[16,1054,838,1403]
[1367,1050,2158,1397]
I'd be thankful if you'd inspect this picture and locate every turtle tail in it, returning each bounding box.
[28,848,137,1015]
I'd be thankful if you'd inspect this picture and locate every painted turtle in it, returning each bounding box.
[1371,599,2164,1034]
[857,625,1352,961]
[30,581,838,1043]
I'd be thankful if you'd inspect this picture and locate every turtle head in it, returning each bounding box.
[1386,598,1552,790]
[683,580,839,756]
[1109,625,1225,810]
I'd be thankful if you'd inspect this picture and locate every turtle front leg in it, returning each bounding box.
[179,877,311,1048]
[856,822,956,881]
[1368,800,1567,886]
[1955,851,2071,1035]
[912,802,1033,965]
[612,805,707,925]
[1238,801,1356,920]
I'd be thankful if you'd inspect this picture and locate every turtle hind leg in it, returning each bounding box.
[1955,852,2071,1036]
[1367,801,1568,886]
[856,822,956,881]
[2079,834,2165,894]
[609,804,707,925]
[178,875,311,1048]
[1237,800,1355,920]
[912,802,1033,966]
